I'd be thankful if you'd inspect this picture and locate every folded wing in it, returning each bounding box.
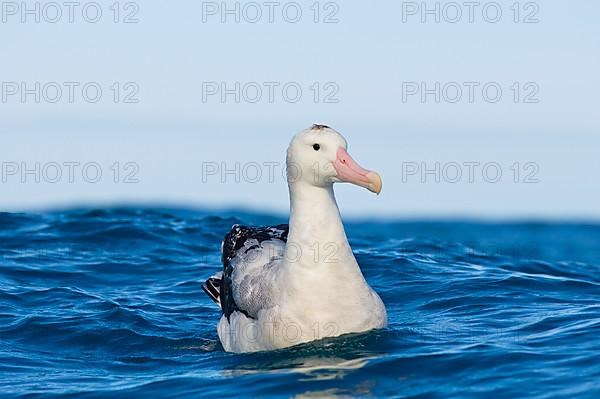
[202,224,289,321]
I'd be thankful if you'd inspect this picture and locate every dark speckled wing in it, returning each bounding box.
[202,224,289,321]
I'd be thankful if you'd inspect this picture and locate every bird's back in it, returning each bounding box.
[202,224,289,320]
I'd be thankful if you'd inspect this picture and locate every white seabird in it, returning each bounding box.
[202,124,387,353]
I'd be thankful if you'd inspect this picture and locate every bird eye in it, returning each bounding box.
[313,144,320,151]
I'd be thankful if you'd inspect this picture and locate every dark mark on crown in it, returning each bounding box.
[311,124,330,130]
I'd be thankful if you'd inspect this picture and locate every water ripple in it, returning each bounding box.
[0,208,599,397]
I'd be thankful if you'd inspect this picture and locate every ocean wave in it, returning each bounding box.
[0,208,598,397]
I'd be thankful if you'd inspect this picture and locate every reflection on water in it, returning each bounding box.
[223,330,386,380]
[220,332,386,398]
[225,351,379,382]
[293,355,378,381]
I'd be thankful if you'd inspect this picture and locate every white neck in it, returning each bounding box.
[285,181,357,270]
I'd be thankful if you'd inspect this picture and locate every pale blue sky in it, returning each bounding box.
[1,0,599,218]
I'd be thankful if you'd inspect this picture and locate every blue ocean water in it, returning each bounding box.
[0,207,599,398]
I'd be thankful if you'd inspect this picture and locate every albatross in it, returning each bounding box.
[202,124,387,353]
